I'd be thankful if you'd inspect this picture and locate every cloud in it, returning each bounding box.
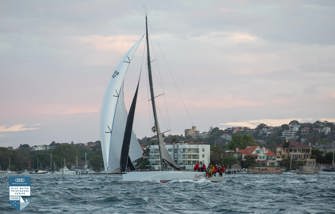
[188,97,262,110]
[329,91,335,99]
[1,1,334,146]
[320,118,335,122]
[220,118,335,128]
[221,118,301,128]
[227,32,258,43]
[56,106,99,115]
[0,124,40,133]
[78,35,139,53]
[35,104,99,116]
[192,31,260,44]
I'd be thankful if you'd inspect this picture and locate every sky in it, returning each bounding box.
[0,0,335,147]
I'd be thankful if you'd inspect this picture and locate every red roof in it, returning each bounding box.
[289,141,309,148]
[239,146,258,155]
[266,150,275,156]
[239,146,276,157]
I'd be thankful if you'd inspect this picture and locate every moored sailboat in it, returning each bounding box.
[297,158,320,174]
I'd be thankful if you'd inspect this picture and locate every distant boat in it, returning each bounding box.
[20,169,30,175]
[29,169,49,174]
[297,158,319,174]
[322,167,335,172]
[75,152,91,175]
[6,158,14,174]
[56,159,76,175]
[60,166,76,175]
[101,16,205,182]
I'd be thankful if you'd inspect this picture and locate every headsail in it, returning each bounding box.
[100,37,143,172]
[120,77,141,172]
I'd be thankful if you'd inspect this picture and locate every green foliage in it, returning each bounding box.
[241,156,256,168]
[279,158,290,169]
[89,153,103,171]
[311,149,323,163]
[207,127,225,144]
[0,147,12,170]
[227,133,257,150]
[135,157,150,169]
[0,141,104,172]
[210,144,225,163]
[312,149,334,164]
[221,156,238,168]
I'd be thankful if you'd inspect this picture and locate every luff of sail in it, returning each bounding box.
[100,37,143,172]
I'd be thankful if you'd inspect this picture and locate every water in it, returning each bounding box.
[1,173,335,213]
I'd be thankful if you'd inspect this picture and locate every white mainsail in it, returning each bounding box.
[100,37,143,172]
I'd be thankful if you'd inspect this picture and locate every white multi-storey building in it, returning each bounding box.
[148,143,210,170]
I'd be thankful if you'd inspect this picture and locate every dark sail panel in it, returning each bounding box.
[120,79,140,172]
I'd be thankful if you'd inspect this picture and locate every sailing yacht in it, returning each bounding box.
[100,16,205,182]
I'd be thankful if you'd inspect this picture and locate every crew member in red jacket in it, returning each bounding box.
[193,162,199,171]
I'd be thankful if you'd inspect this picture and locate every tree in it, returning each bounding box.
[281,124,289,130]
[89,154,103,171]
[222,156,238,168]
[207,127,225,144]
[241,156,256,168]
[227,133,257,150]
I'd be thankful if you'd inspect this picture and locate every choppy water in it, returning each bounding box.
[1,172,335,213]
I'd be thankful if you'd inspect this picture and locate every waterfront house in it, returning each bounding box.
[276,141,311,162]
[239,146,278,166]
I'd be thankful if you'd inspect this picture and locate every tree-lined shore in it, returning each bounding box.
[1,120,334,171]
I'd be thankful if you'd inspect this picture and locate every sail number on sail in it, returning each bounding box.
[112,70,120,79]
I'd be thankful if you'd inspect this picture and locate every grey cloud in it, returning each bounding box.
[0,0,334,146]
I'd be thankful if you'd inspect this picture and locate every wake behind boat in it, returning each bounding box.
[100,16,222,182]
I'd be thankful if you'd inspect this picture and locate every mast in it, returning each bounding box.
[145,15,163,169]
[84,152,88,170]
[333,142,335,167]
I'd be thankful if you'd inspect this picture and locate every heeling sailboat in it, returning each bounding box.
[101,16,204,181]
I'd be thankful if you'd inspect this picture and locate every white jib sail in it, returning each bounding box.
[100,37,143,172]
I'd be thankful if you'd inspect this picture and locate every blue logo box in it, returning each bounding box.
[8,176,31,211]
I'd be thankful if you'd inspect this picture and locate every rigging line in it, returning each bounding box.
[150,39,172,134]
[154,40,195,128]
